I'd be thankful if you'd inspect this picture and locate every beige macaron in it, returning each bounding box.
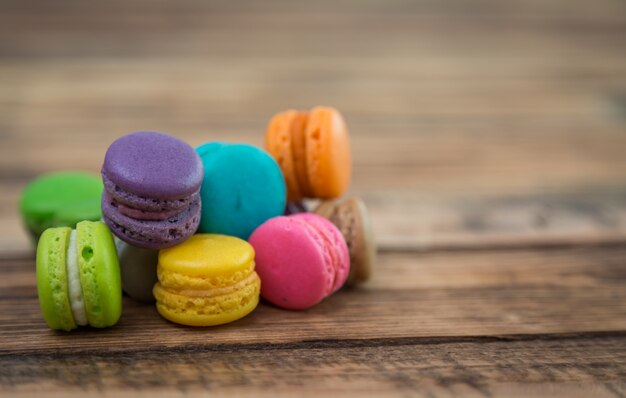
[314,197,375,286]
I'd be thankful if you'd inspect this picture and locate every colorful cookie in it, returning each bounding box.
[115,238,158,303]
[36,221,122,331]
[249,213,349,310]
[284,200,308,215]
[315,197,375,286]
[265,106,352,201]
[153,234,261,326]
[101,131,203,249]
[19,171,103,243]
[196,142,286,240]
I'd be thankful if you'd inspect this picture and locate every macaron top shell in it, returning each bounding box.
[196,142,286,240]
[159,234,255,277]
[102,131,203,199]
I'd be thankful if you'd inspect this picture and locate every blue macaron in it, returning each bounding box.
[196,142,287,239]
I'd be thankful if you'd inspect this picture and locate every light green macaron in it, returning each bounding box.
[20,171,103,243]
[36,221,122,331]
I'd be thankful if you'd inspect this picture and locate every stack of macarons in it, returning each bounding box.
[252,106,376,310]
[23,105,375,331]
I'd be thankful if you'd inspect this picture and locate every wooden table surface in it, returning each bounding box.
[1,1,626,397]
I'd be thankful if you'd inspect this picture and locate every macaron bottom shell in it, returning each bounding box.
[153,276,260,327]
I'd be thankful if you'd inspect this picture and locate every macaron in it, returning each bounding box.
[265,106,352,201]
[196,142,286,240]
[249,213,349,310]
[314,197,375,286]
[19,171,103,243]
[284,200,308,215]
[101,131,204,249]
[115,238,158,303]
[153,234,261,326]
[36,221,122,331]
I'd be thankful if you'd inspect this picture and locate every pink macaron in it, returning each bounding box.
[249,213,350,310]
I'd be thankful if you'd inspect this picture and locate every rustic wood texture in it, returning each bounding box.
[1,0,625,396]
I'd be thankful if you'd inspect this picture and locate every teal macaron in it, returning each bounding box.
[196,142,286,239]
[20,172,103,243]
[36,221,122,331]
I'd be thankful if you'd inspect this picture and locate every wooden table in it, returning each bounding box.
[1,1,625,396]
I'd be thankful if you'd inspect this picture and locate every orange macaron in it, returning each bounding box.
[265,106,352,201]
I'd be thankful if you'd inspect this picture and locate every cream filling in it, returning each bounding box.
[66,230,88,326]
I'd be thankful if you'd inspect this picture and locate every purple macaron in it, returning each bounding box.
[101,131,204,249]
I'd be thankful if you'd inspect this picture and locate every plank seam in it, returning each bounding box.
[1,331,624,358]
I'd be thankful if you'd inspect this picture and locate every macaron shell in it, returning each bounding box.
[36,227,76,331]
[350,198,376,284]
[265,110,302,200]
[290,111,313,198]
[115,238,158,303]
[159,234,255,277]
[314,198,375,286]
[196,143,286,240]
[293,213,350,293]
[20,172,103,238]
[76,221,122,328]
[153,274,260,327]
[313,200,336,220]
[102,131,203,199]
[284,200,308,215]
[306,107,352,199]
[249,216,333,309]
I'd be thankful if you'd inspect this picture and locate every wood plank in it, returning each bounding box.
[0,0,624,396]
[6,187,626,252]
[1,246,625,355]
[1,333,624,397]
[366,191,626,250]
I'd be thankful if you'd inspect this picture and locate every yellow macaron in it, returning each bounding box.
[153,234,261,326]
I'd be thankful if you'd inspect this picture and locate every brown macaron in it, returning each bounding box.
[314,197,375,286]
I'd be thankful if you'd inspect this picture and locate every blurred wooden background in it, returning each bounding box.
[1,0,625,397]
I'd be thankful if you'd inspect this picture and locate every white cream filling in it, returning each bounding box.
[66,229,88,326]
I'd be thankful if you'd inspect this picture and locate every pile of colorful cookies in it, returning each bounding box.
[20,106,375,331]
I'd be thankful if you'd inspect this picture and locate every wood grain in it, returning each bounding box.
[2,246,625,355]
[2,333,625,397]
[2,247,626,396]
[1,0,625,396]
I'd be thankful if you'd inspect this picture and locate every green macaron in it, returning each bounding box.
[20,172,103,243]
[36,221,122,331]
